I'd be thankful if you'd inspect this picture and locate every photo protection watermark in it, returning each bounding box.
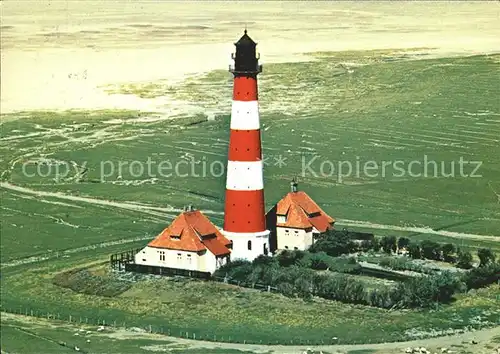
[301,155,483,182]
[100,157,225,179]
[19,154,482,182]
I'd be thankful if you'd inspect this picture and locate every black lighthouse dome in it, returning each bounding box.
[230,29,262,76]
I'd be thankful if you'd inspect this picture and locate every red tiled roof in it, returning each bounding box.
[148,210,231,256]
[275,191,335,232]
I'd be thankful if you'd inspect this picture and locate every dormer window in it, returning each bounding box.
[200,233,216,239]
[277,215,286,223]
[170,235,181,240]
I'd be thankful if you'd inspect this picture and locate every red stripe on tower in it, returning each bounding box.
[222,30,270,262]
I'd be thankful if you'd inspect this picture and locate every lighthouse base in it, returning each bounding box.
[222,230,271,262]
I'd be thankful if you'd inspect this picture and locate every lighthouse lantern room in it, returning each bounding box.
[222,30,270,262]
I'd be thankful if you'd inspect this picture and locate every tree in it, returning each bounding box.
[371,238,381,252]
[360,239,374,252]
[397,237,410,250]
[463,262,500,289]
[477,248,496,267]
[276,250,304,267]
[309,229,355,256]
[395,272,462,308]
[407,242,422,259]
[456,249,473,269]
[441,243,456,263]
[421,240,441,260]
[380,236,397,254]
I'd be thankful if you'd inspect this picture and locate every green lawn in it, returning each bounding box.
[1,249,499,345]
[1,49,499,345]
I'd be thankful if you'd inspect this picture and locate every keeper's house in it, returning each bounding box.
[266,180,335,252]
[134,206,232,275]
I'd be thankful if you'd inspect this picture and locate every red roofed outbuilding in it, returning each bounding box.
[266,180,335,252]
[135,206,231,274]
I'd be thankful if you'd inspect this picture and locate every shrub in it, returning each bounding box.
[463,262,500,289]
[477,248,496,267]
[309,229,356,256]
[397,237,410,250]
[394,272,463,308]
[408,242,422,259]
[421,240,441,261]
[456,249,473,269]
[275,250,305,267]
[441,243,456,263]
[380,236,397,254]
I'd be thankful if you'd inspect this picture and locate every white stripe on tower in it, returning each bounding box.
[226,160,264,190]
[230,101,260,130]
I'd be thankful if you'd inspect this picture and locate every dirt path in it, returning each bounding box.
[2,182,498,242]
[2,312,499,354]
[337,219,500,241]
[0,181,224,217]
[0,235,151,268]
[145,327,500,354]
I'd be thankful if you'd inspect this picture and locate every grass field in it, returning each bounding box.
[1,49,499,348]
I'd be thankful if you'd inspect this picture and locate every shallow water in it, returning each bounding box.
[1,1,499,113]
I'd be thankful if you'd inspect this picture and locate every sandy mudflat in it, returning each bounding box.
[1,1,499,114]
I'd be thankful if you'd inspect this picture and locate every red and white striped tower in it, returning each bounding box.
[222,30,270,262]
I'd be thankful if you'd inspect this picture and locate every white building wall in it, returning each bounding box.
[276,227,313,251]
[223,230,270,262]
[134,246,219,273]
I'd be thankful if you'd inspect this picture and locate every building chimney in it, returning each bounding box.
[222,29,270,262]
[291,178,298,193]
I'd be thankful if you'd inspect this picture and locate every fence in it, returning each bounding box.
[3,304,494,347]
[212,275,279,293]
[109,249,280,290]
[109,248,140,271]
[0,306,360,346]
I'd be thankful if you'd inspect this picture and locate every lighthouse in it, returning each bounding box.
[222,30,270,262]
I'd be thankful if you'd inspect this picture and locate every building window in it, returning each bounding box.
[247,240,252,250]
[187,254,192,264]
[159,251,165,261]
[284,246,289,250]
[294,247,298,250]
[177,253,182,261]
[285,229,289,233]
[295,230,299,235]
